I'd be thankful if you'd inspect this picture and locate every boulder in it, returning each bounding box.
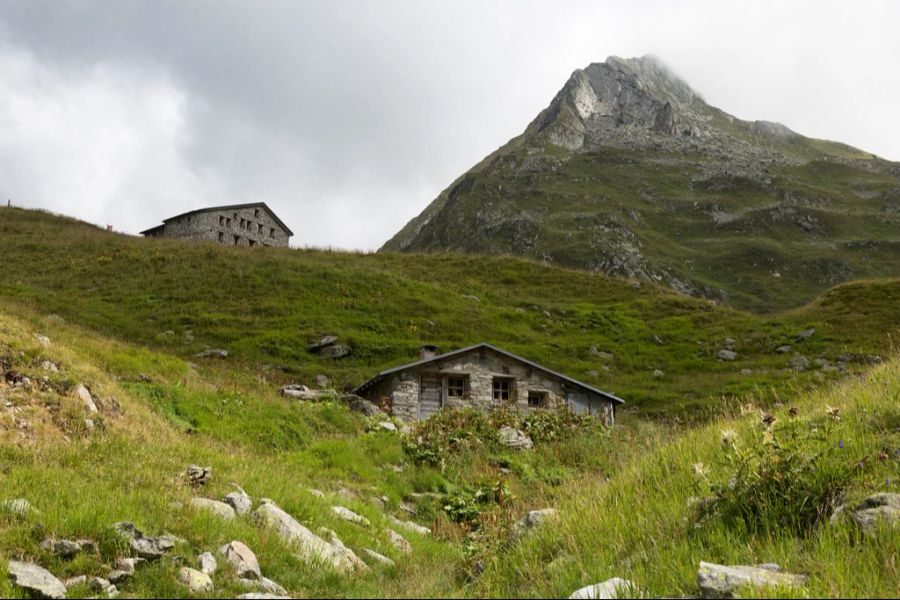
[321,344,352,359]
[75,384,99,414]
[697,561,807,598]
[190,497,236,520]
[837,493,900,537]
[306,335,339,352]
[498,426,534,450]
[238,577,288,595]
[788,356,810,372]
[317,528,370,573]
[332,505,371,527]
[198,551,217,575]
[219,540,261,579]
[510,508,558,542]
[7,560,67,599]
[281,385,329,400]
[362,548,396,569]
[387,529,412,554]
[194,348,228,358]
[178,567,213,594]
[187,464,212,485]
[223,487,253,515]
[115,557,142,575]
[342,394,385,416]
[716,349,738,361]
[387,514,432,536]
[40,537,88,558]
[254,499,366,572]
[569,577,637,599]
[113,522,176,560]
[106,569,130,584]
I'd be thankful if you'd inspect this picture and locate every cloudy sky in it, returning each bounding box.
[1,1,898,250]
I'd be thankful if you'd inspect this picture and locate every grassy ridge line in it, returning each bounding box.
[476,359,900,598]
[2,207,898,418]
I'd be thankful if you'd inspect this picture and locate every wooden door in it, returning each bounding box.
[419,373,442,420]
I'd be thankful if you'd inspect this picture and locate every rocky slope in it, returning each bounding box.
[382,55,900,311]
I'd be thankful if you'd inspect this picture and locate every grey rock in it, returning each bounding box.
[306,335,338,352]
[236,594,291,599]
[387,514,432,536]
[40,360,59,373]
[305,488,326,498]
[194,348,228,358]
[498,426,534,450]
[40,537,85,558]
[652,369,664,378]
[569,577,637,599]
[847,493,900,536]
[697,561,807,598]
[795,327,816,340]
[113,522,176,560]
[106,570,130,584]
[462,294,480,302]
[378,421,398,432]
[1,498,36,517]
[219,540,261,579]
[190,497,236,520]
[387,529,412,553]
[342,394,385,416]
[178,567,213,594]
[775,345,792,353]
[788,356,810,372]
[740,368,753,375]
[362,548,396,568]
[34,333,51,347]
[223,487,253,515]
[75,384,99,414]
[64,575,87,589]
[511,508,558,542]
[254,499,366,572]
[7,560,67,599]
[716,349,738,361]
[115,557,142,575]
[331,505,371,527]
[315,374,330,388]
[238,577,288,595]
[321,344,352,359]
[187,464,212,485]
[198,551,217,575]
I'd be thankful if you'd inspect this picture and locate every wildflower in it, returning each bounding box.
[691,462,708,477]
[879,452,889,461]
[720,428,737,447]
[825,404,841,421]
[838,440,844,449]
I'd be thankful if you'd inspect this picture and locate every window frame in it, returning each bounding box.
[492,377,513,402]
[446,375,467,398]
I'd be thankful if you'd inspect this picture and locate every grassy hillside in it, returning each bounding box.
[1,206,898,420]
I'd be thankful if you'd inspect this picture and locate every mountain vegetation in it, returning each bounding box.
[382,56,900,312]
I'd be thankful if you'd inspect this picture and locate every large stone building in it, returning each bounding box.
[141,202,292,247]
[354,343,623,424]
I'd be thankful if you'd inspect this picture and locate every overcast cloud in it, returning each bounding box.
[1,0,898,250]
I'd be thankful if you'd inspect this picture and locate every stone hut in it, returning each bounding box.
[140,202,292,247]
[354,343,623,424]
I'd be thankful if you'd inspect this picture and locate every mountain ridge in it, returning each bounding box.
[382,56,900,311]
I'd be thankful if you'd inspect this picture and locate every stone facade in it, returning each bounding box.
[357,344,619,425]
[141,203,291,247]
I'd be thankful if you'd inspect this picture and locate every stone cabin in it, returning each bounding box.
[140,202,292,247]
[354,343,624,425]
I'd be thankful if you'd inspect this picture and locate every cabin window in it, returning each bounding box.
[269,227,275,237]
[258,223,264,233]
[528,391,548,407]
[249,239,257,247]
[233,235,240,245]
[447,376,467,398]
[226,218,231,227]
[254,208,260,218]
[218,232,224,242]
[219,216,224,226]
[492,378,512,401]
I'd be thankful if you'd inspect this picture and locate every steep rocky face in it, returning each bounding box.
[382,55,900,311]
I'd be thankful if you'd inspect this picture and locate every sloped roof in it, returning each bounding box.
[353,342,625,404]
[140,202,293,236]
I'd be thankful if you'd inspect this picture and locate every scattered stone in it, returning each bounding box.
[332,505,371,527]
[1,498,36,517]
[510,508,558,542]
[223,487,253,515]
[306,335,339,352]
[362,548,396,568]
[317,527,370,573]
[723,337,736,347]
[187,464,212,485]
[652,369,664,378]
[281,384,329,400]
[321,344,352,359]
[315,374,330,388]
[65,575,87,589]
[178,567,213,594]
[378,421,398,432]
[306,488,326,498]
[697,561,807,598]
[238,576,288,596]
[112,522,176,560]
[106,570,130,584]
[198,551,217,575]
[34,334,51,348]
[40,537,87,557]
[115,557,142,575]
[387,514,432,536]
[254,499,366,572]
[236,594,291,599]
[219,540,261,579]
[795,327,816,340]
[569,577,637,599]
[190,497,236,520]
[716,349,738,361]
[75,384,99,414]
[586,370,600,378]
[342,393,385,416]
[498,426,534,450]
[740,368,753,375]
[194,348,228,359]
[40,360,59,373]
[387,529,412,554]
[462,294,480,302]
[836,493,900,537]
[87,576,114,594]
[7,560,67,599]
[399,501,417,515]
[788,356,810,372]
[337,486,358,501]
[775,345,792,353]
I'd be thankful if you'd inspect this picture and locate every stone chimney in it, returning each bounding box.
[420,344,439,361]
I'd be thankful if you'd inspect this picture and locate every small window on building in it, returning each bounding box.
[218,232,224,242]
[528,391,548,407]
[249,239,257,247]
[447,376,467,398]
[269,227,275,237]
[234,235,240,245]
[258,223,264,233]
[492,378,512,401]
[219,216,224,226]
[254,208,260,218]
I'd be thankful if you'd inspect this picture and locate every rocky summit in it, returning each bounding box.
[382,55,900,311]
